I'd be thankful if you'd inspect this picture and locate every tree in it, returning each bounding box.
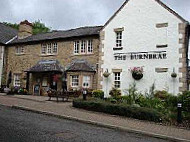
[3,20,51,35]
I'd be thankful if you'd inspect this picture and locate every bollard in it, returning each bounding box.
[83,90,87,100]
[177,103,182,124]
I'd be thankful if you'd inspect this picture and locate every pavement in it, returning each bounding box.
[0,93,189,142]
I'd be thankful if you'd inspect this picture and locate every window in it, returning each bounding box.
[114,72,121,88]
[83,76,90,88]
[87,40,93,53]
[15,47,24,54]
[47,43,52,54]
[41,43,58,55]
[53,43,58,54]
[41,44,46,54]
[74,41,80,54]
[71,75,79,87]
[156,23,168,48]
[81,40,86,54]
[14,74,21,87]
[116,31,122,47]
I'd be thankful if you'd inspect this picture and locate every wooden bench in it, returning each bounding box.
[48,90,81,102]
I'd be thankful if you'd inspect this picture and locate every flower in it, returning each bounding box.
[129,67,143,75]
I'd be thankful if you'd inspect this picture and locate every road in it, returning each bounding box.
[0,105,171,142]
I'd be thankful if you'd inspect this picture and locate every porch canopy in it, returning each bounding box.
[25,60,64,73]
[66,60,96,72]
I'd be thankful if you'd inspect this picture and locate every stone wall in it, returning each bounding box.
[5,36,100,93]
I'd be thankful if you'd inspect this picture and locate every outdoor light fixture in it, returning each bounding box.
[171,68,177,78]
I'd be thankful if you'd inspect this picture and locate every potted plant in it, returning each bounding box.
[130,67,144,80]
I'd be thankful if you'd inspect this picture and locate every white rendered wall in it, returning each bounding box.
[101,0,183,96]
[0,46,4,86]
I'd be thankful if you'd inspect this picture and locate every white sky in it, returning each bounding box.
[0,0,189,30]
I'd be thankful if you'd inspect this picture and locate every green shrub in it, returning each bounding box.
[178,91,190,112]
[92,90,104,99]
[109,87,121,98]
[154,90,170,100]
[73,99,163,122]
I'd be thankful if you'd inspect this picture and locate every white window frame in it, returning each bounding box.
[80,40,86,54]
[74,41,80,54]
[14,74,21,87]
[52,43,58,54]
[71,75,79,87]
[41,43,58,55]
[87,40,93,54]
[114,72,121,88]
[82,76,91,88]
[116,31,122,48]
[15,46,24,54]
[41,44,47,54]
[47,43,52,55]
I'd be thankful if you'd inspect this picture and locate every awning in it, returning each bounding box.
[25,60,64,73]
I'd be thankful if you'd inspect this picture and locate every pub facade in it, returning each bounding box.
[98,0,190,96]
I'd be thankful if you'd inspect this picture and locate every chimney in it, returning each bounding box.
[18,20,33,39]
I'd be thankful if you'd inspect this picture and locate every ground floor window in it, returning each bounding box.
[71,75,79,87]
[114,72,121,88]
[83,76,90,88]
[14,74,21,87]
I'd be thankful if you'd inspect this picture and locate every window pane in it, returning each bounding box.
[116,31,122,47]
[71,75,79,87]
[81,40,86,53]
[74,41,79,54]
[53,43,58,54]
[83,76,90,88]
[41,44,46,54]
[114,72,121,88]
[14,74,21,87]
[47,43,52,54]
[87,40,93,53]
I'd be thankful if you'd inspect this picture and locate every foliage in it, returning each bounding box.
[129,67,143,75]
[3,20,51,35]
[178,91,190,112]
[124,82,139,105]
[73,99,162,122]
[154,90,171,100]
[92,90,104,99]
[109,87,121,98]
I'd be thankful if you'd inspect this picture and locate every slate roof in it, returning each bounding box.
[11,26,102,44]
[66,60,96,72]
[26,60,64,73]
[0,23,18,44]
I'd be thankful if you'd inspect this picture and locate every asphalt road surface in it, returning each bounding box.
[0,105,171,142]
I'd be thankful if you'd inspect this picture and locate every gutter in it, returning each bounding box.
[5,36,17,45]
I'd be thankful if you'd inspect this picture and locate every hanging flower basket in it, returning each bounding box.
[132,72,143,80]
[129,67,144,80]
[103,69,110,78]
[171,72,177,78]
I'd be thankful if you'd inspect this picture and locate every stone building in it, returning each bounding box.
[0,23,17,86]
[5,20,102,95]
[99,0,190,96]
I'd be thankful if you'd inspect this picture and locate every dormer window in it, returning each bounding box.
[15,46,24,54]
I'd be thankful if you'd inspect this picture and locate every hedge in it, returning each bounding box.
[73,99,163,122]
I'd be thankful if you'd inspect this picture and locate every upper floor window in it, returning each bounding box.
[116,31,122,48]
[87,40,93,53]
[14,74,21,87]
[156,23,168,48]
[15,46,24,54]
[81,40,86,54]
[41,43,58,55]
[73,40,93,55]
[74,41,80,54]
